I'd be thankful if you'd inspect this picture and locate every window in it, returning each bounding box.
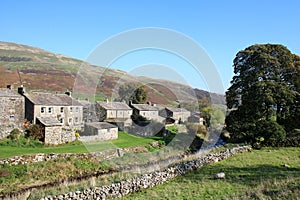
[9,115,15,122]
[48,107,52,113]
[70,107,73,113]
[41,107,46,114]
[60,118,64,124]
[68,118,72,124]
[60,107,64,113]
[75,107,79,112]
[75,117,79,123]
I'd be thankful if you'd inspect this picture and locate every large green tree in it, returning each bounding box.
[226,44,299,146]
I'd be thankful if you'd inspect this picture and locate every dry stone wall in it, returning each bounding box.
[0,149,120,166]
[40,146,252,200]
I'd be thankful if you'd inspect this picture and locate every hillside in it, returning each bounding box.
[0,41,225,105]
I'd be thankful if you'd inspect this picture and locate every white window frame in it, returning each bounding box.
[9,115,15,122]
[41,107,46,114]
[48,107,53,114]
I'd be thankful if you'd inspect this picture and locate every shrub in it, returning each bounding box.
[257,120,286,147]
[25,124,44,141]
[7,129,23,140]
[284,129,300,147]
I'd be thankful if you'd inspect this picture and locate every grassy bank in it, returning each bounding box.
[124,147,300,199]
[0,132,162,158]
[0,157,110,195]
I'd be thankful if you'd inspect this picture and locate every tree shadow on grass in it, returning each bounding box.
[184,164,300,184]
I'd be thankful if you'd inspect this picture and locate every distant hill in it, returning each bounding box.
[0,41,225,106]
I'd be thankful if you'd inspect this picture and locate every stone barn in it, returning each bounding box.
[80,122,118,142]
[36,117,76,145]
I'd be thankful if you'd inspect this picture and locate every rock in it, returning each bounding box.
[215,172,225,179]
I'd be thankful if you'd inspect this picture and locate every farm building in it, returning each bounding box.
[0,86,24,139]
[80,122,118,142]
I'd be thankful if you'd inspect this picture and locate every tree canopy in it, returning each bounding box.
[226,44,300,146]
[118,82,147,104]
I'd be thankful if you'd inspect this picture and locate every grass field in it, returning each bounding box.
[124,147,300,200]
[0,132,162,158]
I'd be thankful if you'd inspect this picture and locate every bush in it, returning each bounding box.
[257,120,286,147]
[25,124,44,141]
[284,129,300,147]
[7,129,23,140]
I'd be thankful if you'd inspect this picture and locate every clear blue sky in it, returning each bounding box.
[1,0,299,94]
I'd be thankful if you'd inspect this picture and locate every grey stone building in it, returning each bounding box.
[23,92,83,144]
[0,87,24,139]
[188,113,205,125]
[36,117,75,145]
[96,101,133,130]
[80,122,118,142]
[24,92,83,127]
[96,101,132,121]
[160,107,191,123]
[130,103,160,120]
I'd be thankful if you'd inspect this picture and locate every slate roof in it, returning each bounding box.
[85,122,117,129]
[97,101,131,110]
[25,93,82,106]
[166,107,190,113]
[131,104,159,111]
[37,117,62,126]
[0,88,22,98]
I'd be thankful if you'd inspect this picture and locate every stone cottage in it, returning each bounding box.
[80,122,118,142]
[96,101,133,130]
[23,91,83,144]
[161,107,191,123]
[188,113,205,125]
[130,103,160,120]
[24,92,83,126]
[96,101,132,120]
[0,86,24,139]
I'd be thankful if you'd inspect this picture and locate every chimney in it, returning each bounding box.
[18,85,25,96]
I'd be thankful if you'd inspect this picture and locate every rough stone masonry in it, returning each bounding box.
[40,146,252,200]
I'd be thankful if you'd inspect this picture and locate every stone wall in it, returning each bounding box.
[0,92,24,139]
[44,126,62,145]
[40,146,252,200]
[0,149,121,166]
[61,127,77,143]
[43,126,77,145]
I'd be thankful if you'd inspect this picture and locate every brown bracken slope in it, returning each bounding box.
[0,41,225,105]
